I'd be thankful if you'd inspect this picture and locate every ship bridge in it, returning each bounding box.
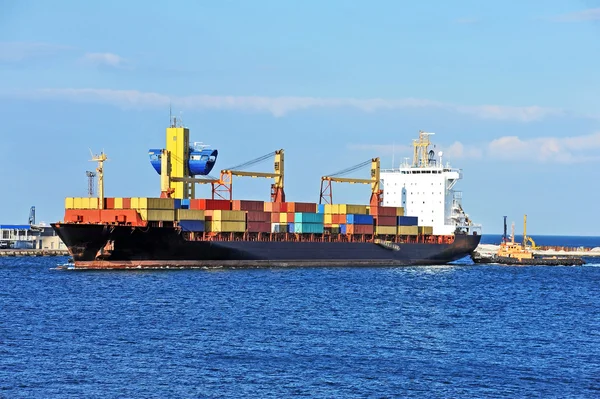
[380,131,481,236]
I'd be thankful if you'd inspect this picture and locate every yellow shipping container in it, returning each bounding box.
[65,197,75,209]
[114,198,124,209]
[375,225,397,235]
[206,221,246,233]
[89,197,99,209]
[279,213,288,224]
[139,209,175,221]
[396,207,405,216]
[418,226,433,235]
[212,210,246,221]
[324,204,334,214]
[148,198,175,209]
[398,226,419,236]
[74,197,84,209]
[338,204,368,214]
[324,214,333,224]
[176,209,205,220]
[131,197,139,209]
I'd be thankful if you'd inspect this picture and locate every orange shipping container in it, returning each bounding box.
[123,198,131,209]
[271,212,280,223]
[333,214,346,224]
[64,209,101,224]
[264,202,274,212]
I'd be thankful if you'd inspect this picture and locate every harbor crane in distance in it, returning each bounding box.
[211,149,285,202]
[86,170,96,197]
[319,157,382,207]
[523,214,539,250]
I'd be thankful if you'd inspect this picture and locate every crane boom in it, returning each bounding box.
[319,158,382,206]
[212,149,285,202]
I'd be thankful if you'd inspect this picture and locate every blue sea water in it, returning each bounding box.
[1,237,600,398]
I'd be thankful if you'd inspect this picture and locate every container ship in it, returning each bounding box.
[52,119,482,269]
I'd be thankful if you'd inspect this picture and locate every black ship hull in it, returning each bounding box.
[51,223,481,269]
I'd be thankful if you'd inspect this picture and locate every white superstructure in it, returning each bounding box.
[380,131,481,236]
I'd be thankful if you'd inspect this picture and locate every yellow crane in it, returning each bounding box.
[319,157,382,207]
[523,214,538,250]
[212,150,285,202]
[89,149,108,209]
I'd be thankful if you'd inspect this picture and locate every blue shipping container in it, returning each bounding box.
[317,204,325,214]
[179,220,205,232]
[295,212,324,223]
[288,223,295,233]
[173,199,182,209]
[181,198,190,209]
[340,224,347,234]
[293,222,324,234]
[346,214,374,225]
[398,216,418,226]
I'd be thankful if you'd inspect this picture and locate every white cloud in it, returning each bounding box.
[10,88,569,122]
[350,133,600,164]
[0,41,73,62]
[551,8,600,22]
[81,52,129,68]
[487,133,600,163]
[444,141,484,160]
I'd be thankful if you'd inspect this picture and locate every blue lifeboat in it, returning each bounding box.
[148,143,218,176]
[188,144,218,175]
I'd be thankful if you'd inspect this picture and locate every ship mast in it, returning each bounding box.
[90,150,108,210]
[412,130,435,167]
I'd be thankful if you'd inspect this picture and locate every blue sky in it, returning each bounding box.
[1,0,599,235]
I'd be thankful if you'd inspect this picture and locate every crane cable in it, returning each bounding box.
[325,159,372,178]
[224,151,277,171]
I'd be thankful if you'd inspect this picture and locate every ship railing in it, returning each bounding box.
[381,166,463,174]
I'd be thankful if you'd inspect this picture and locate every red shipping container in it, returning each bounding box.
[191,199,231,210]
[247,211,268,222]
[375,216,397,226]
[287,202,317,213]
[271,212,280,223]
[247,221,271,233]
[370,206,396,217]
[287,212,295,223]
[123,198,131,209]
[347,224,374,235]
[232,200,264,211]
[104,198,115,209]
[272,202,288,213]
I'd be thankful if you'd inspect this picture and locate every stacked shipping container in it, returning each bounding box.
[62,197,436,237]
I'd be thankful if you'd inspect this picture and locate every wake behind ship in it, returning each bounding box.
[52,121,482,269]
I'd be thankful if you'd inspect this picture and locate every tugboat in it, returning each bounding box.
[472,215,585,266]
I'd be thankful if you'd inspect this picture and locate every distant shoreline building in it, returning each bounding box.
[0,224,66,250]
